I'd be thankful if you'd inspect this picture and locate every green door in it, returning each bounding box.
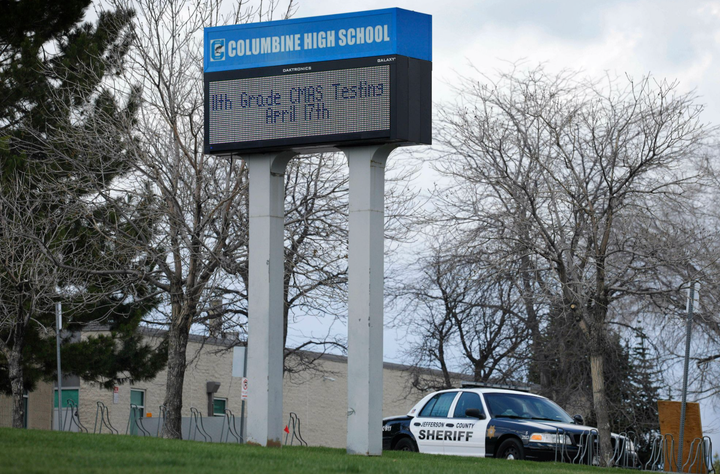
[53,389,79,408]
[54,389,79,431]
[130,390,145,435]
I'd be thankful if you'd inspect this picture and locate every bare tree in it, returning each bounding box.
[26,0,422,439]
[433,65,714,466]
[398,233,531,392]
[0,183,62,428]
[70,0,296,439]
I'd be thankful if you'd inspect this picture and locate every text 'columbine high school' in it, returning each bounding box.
[226,25,391,58]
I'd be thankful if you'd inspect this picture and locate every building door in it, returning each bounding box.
[130,389,145,435]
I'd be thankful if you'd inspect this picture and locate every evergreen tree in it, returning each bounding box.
[0,0,165,427]
[626,327,662,461]
[533,306,656,439]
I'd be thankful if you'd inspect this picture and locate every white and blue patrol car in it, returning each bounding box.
[381,385,638,467]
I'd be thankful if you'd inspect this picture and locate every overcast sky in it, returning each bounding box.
[292,0,720,451]
[298,0,720,125]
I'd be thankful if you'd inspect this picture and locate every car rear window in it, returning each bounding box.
[419,392,457,418]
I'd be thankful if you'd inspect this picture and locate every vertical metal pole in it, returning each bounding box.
[678,282,696,472]
[343,144,397,456]
[245,152,295,447]
[55,301,64,432]
[240,345,247,443]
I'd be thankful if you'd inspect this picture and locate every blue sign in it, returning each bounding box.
[204,8,431,73]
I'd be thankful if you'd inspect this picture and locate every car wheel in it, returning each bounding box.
[394,437,417,452]
[497,438,525,460]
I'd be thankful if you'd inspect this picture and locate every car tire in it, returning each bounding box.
[497,438,525,460]
[394,437,417,452]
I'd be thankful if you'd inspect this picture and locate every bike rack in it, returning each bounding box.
[188,407,212,442]
[553,427,568,463]
[665,433,678,472]
[645,433,677,472]
[157,405,166,438]
[220,408,242,443]
[572,429,598,465]
[63,399,88,433]
[682,436,714,474]
[645,435,662,471]
[625,431,638,468]
[93,401,118,435]
[610,431,637,468]
[283,412,307,447]
[125,404,150,436]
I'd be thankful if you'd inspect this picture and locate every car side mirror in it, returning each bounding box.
[465,408,486,420]
[573,414,584,425]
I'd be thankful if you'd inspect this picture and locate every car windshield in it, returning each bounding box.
[483,392,574,424]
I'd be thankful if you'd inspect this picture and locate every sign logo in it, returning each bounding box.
[210,39,225,61]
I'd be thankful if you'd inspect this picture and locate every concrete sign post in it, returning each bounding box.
[245,151,296,447]
[343,144,397,455]
[204,8,431,454]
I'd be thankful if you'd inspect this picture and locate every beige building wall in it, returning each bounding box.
[0,381,53,430]
[2,329,447,447]
[281,355,430,448]
[0,394,11,427]
[77,331,246,434]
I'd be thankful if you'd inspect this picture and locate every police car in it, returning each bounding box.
[381,384,638,467]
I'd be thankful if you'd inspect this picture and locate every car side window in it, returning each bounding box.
[418,392,457,418]
[452,392,485,418]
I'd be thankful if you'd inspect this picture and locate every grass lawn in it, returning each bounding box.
[0,428,640,474]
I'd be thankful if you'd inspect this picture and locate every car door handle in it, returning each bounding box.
[446,423,454,427]
[414,423,421,426]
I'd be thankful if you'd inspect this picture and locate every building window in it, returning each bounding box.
[213,397,227,416]
[53,388,79,431]
[130,389,145,435]
[53,388,79,409]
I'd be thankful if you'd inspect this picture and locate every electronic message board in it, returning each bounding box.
[204,8,431,154]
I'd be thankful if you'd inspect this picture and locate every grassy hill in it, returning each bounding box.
[0,427,639,474]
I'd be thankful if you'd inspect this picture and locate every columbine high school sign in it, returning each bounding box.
[204,9,431,455]
[204,8,431,153]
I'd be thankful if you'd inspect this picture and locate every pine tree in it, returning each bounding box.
[626,327,662,459]
[0,0,166,427]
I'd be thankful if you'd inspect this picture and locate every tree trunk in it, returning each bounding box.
[590,353,613,467]
[162,320,189,439]
[8,348,25,428]
[519,252,551,390]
